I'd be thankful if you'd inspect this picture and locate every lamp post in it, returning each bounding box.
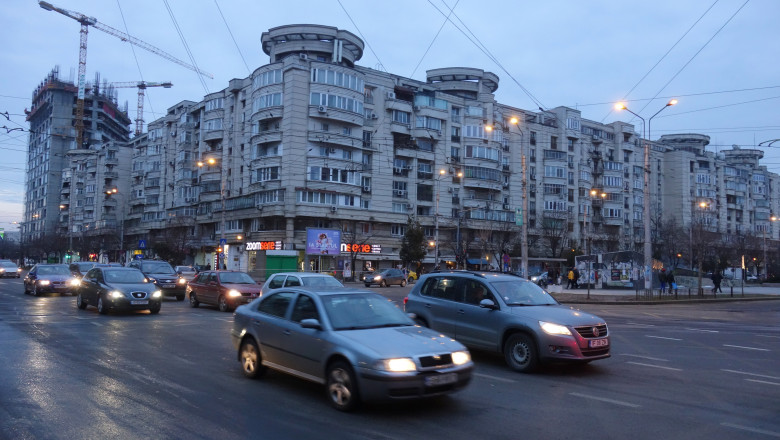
[433,168,446,271]
[198,157,226,269]
[616,99,677,292]
[105,188,125,263]
[695,200,709,295]
[765,215,777,279]
[507,117,529,279]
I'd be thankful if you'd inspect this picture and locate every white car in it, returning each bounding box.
[260,272,343,295]
[174,265,198,281]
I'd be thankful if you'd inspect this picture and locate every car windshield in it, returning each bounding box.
[218,272,256,284]
[490,280,559,306]
[322,293,414,330]
[0,262,17,268]
[176,266,194,272]
[140,262,175,274]
[77,262,96,271]
[301,276,343,288]
[37,265,71,276]
[104,270,147,284]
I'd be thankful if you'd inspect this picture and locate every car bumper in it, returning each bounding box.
[537,333,611,362]
[34,284,75,293]
[155,285,186,296]
[106,297,162,311]
[356,363,473,402]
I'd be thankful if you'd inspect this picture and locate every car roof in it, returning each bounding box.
[420,270,527,281]
[36,263,68,267]
[270,272,336,277]
[264,286,376,297]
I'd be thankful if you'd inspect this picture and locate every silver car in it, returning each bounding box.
[260,272,343,295]
[231,287,473,411]
[404,271,610,373]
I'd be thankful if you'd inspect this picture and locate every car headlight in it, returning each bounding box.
[227,289,241,297]
[38,280,50,286]
[539,321,572,336]
[531,276,538,281]
[0,269,5,273]
[375,358,417,372]
[152,290,162,298]
[451,351,471,366]
[70,278,81,287]
[373,275,382,281]
[178,278,187,285]
[110,291,124,299]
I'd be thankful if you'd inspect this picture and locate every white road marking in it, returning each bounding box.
[722,369,780,381]
[723,344,769,352]
[473,372,516,383]
[625,322,655,327]
[626,361,682,371]
[90,321,102,326]
[569,392,640,408]
[745,379,780,386]
[684,328,719,333]
[620,354,669,362]
[645,335,682,341]
[643,313,663,319]
[756,334,780,339]
[721,423,780,438]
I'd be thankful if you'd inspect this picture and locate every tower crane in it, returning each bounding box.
[107,81,173,135]
[39,1,213,148]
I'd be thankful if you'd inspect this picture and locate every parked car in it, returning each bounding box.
[174,265,198,281]
[364,268,407,287]
[529,271,548,286]
[404,271,610,373]
[187,270,261,312]
[231,287,473,411]
[260,272,343,295]
[23,263,81,296]
[127,260,187,300]
[76,267,162,314]
[406,269,418,282]
[0,260,22,278]
[69,261,98,278]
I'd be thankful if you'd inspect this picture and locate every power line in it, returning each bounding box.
[410,0,461,79]
[213,0,250,74]
[577,85,780,108]
[336,0,387,72]
[163,0,209,95]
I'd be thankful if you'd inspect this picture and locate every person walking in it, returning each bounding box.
[712,271,723,294]
[666,270,676,295]
[658,268,668,294]
[573,268,580,289]
[567,269,575,289]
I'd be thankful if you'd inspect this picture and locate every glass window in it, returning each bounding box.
[267,275,286,289]
[284,276,302,287]
[258,291,295,318]
[291,295,320,323]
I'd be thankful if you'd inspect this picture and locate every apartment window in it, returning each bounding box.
[393,110,410,125]
[391,224,406,236]
[551,136,558,150]
[530,131,537,145]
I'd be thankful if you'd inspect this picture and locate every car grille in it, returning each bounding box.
[581,347,610,357]
[131,291,148,299]
[49,280,68,288]
[574,324,608,338]
[419,354,453,369]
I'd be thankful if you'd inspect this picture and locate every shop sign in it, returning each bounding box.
[340,243,382,254]
[246,241,283,251]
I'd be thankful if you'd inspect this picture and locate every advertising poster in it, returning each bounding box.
[306,228,341,255]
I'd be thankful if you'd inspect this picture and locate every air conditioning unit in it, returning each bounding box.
[386,91,396,100]
[259,181,266,187]
[394,190,405,196]
[363,186,371,192]
[593,134,600,140]
[447,188,453,193]
[317,105,327,113]
[185,197,194,203]
[502,183,509,188]
[413,106,420,112]
[328,147,336,154]
[299,53,308,60]
[530,175,536,180]
[330,206,337,213]
[370,113,378,120]
[407,204,413,211]
[503,204,510,210]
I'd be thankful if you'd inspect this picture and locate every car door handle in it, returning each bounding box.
[283,330,291,336]
[458,309,466,314]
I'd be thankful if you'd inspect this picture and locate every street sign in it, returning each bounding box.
[220,238,227,246]
[515,208,522,226]
[138,239,146,249]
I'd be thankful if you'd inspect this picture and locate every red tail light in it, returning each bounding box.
[403,296,408,305]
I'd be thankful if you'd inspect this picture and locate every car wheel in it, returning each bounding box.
[326,360,360,412]
[364,283,371,288]
[239,339,266,379]
[76,293,88,310]
[503,333,538,373]
[149,303,161,314]
[380,280,387,287]
[176,294,185,301]
[97,296,108,315]
[23,283,29,295]
[400,279,407,287]
[32,285,40,297]
[189,292,200,308]
[218,295,230,313]
[413,317,428,327]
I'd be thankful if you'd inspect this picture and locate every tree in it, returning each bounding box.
[399,216,427,270]
[538,212,570,258]
[152,216,195,265]
[339,218,375,281]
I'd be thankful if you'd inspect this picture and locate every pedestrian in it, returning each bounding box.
[666,270,676,295]
[567,269,575,289]
[573,268,580,289]
[712,271,723,293]
[658,268,667,294]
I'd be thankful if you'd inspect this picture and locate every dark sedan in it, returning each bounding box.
[76,267,162,314]
[364,268,407,287]
[24,264,80,296]
[69,261,98,278]
[187,270,261,312]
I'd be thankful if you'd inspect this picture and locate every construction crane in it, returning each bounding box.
[108,81,173,135]
[39,1,213,148]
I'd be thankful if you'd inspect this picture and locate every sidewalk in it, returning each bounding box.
[548,283,780,304]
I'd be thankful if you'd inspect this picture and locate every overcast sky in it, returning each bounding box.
[2,0,779,231]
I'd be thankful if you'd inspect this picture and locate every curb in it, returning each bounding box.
[558,296,780,305]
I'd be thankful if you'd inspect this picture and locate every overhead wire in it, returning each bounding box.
[336,0,387,72]
[410,0,461,79]
[162,0,209,95]
[213,0,251,74]
[115,0,156,130]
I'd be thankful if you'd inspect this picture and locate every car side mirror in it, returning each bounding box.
[300,318,322,330]
[177,271,182,275]
[479,299,497,310]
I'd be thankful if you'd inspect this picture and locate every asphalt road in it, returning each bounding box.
[1,279,778,440]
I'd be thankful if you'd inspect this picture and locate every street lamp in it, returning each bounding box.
[433,168,446,271]
[615,99,677,292]
[764,215,777,279]
[585,189,606,299]
[198,157,226,269]
[105,188,126,263]
[507,117,529,278]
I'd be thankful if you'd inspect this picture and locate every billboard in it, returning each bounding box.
[306,228,341,255]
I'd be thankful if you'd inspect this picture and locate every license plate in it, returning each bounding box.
[131,300,149,305]
[589,338,609,348]
[162,284,175,289]
[425,373,458,387]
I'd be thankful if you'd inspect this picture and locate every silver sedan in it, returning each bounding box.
[231,287,473,411]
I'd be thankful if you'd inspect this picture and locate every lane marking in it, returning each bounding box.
[745,379,780,386]
[722,369,780,381]
[473,372,516,383]
[723,344,769,352]
[684,328,719,333]
[90,321,102,326]
[721,423,780,438]
[643,313,663,319]
[627,361,682,371]
[620,354,669,362]
[626,322,656,327]
[756,334,780,339]
[569,392,640,408]
[645,335,682,341]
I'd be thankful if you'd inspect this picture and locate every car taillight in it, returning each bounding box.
[403,296,408,305]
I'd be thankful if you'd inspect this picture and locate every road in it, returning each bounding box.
[1,279,778,439]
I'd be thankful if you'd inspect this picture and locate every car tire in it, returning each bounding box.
[97,296,108,315]
[380,280,387,287]
[400,279,407,287]
[239,339,266,379]
[23,283,29,295]
[189,292,200,308]
[364,283,371,288]
[76,293,88,310]
[326,360,360,412]
[32,285,39,297]
[504,333,538,373]
[218,295,230,313]
[149,303,161,314]
[176,294,185,301]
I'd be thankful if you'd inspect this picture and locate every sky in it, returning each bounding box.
[2,0,779,232]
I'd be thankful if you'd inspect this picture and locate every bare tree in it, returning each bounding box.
[338,218,376,280]
[538,212,570,258]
